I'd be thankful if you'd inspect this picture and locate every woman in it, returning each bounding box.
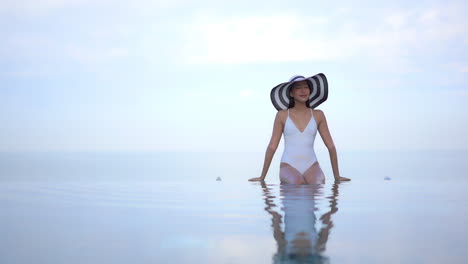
[249,74,351,184]
[259,181,341,262]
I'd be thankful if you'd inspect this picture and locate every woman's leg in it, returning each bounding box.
[303,162,325,184]
[280,163,306,184]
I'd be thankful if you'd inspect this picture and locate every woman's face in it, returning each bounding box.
[290,81,310,102]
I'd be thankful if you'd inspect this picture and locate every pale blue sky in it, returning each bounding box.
[1,0,467,152]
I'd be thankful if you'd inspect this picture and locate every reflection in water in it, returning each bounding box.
[261,182,341,264]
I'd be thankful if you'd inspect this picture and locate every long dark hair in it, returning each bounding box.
[288,80,313,109]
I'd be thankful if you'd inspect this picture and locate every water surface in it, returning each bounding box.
[1,150,467,263]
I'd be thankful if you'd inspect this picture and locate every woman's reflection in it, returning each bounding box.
[261,182,341,263]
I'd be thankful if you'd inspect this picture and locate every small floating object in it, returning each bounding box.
[384,177,391,181]
[216,177,222,181]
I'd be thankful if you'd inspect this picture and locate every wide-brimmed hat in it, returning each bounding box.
[270,73,328,110]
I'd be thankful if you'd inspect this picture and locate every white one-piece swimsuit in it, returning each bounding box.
[280,108,318,175]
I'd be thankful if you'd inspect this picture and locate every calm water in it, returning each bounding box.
[1,150,468,263]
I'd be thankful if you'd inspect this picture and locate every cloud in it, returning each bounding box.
[2,71,48,77]
[182,14,343,64]
[0,0,94,16]
[0,0,204,17]
[66,44,129,64]
[385,11,410,29]
[181,3,468,68]
[441,62,468,75]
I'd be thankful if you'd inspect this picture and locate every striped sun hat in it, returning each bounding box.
[270,73,328,110]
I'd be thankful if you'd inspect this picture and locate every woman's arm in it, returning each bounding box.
[316,182,340,252]
[316,110,351,182]
[249,111,284,181]
[260,182,286,250]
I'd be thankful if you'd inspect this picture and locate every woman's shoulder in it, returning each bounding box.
[313,108,324,115]
[277,109,288,115]
[275,109,288,123]
[312,108,325,123]
[277,109,288,117]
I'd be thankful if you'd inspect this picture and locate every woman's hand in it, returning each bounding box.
[335,176,351,182]
[248,177,265,182]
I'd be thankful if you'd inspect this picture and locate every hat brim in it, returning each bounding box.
[270,73,328,110]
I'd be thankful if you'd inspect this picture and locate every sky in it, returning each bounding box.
[1,0,467,152]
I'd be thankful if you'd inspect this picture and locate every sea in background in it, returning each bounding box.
[1,150,468,263]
